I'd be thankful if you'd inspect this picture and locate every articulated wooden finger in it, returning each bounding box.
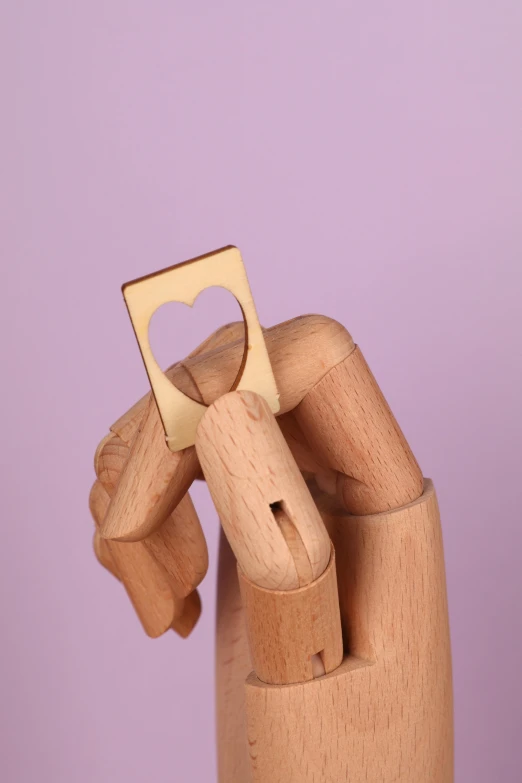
[143,492,208,597]
[91,484,201,637]
[101,394,200,542]
[178,315,354,411]
[277,412,338,494]
[94,431,208,595]
[102,322,246,542]
[295,346,423,515]
[109,315,354,448]
[94,433,129,492]
[243,481,453,783]
[197,392,342,688]
[89,481,186,638]
[216,531,253,782]
[170,589,202,638]
[239,544,343,685]
[99,316,353,545]
[196,390,331,590]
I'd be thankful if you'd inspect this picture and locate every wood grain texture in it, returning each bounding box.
[89,480,201,638]
[100,315,353,544]
[216,531,253,783]
[94,433,129,493]
[95,433,128,492]
[277,412,338,495]
[295,346,424,515]
[195,390,331,590]
[180,314,354,412]
[109,314,353,452]
[89,481,178,636]
[94,432,208,598]
[143,492,208,597]
[110,321,246,446]
[103,322,246,541]
[101,394,200,542]
[93,529,120,580]
[170,589,202,639]
[238,544,343,685]
[243,481,453,783]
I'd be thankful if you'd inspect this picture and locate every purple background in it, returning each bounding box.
[3,2,521,781]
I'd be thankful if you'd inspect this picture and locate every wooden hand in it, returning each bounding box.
[89,312,453,782]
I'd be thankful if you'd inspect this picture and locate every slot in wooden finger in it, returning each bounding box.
[196,390,331,591]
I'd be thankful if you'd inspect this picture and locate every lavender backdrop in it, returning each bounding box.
[3,2,521,781]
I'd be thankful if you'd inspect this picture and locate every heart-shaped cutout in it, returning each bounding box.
[148,286,246,402]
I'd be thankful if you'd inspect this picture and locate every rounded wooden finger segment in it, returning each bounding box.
[277,413,339,496]
[144,493,208,597]
[295,346,423,515]
[111,315,354,450]
[94,434,129,494]
[110,321,246,445]
[104,322,247,543]
[239,545,343,685]
[101,394,200,542]
[89,479,110,526]
[93,420,208,601]
[104,315,353,545]
[195,390,331,591]
[93,530,120,580]
[179,314,354,412]
[170,590,202,639]
[245,482,453,782]
[123,247,280,452]
[109,538,180,638]
[89,481,181,638]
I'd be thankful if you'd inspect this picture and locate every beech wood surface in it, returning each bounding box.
[90,306,452,782]
[108,321,245,445]
[182,314,354,412]
[89,481,187,637]
[196,390,332,590]
[94,433,208,597]
[238,544,343,684]
[100,315,354,546]
[93,529,120,580]
[109,314,354,455]
[101,395,199,542]
[122,247,280,451]
[215,531,253,783]
[295,345,423,515]
[242,481,453,783]
[101,323,246,542]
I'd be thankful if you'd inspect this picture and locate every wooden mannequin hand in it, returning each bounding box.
[89,316,347,636]
[89,314,422,638]
[89,309,453,783]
